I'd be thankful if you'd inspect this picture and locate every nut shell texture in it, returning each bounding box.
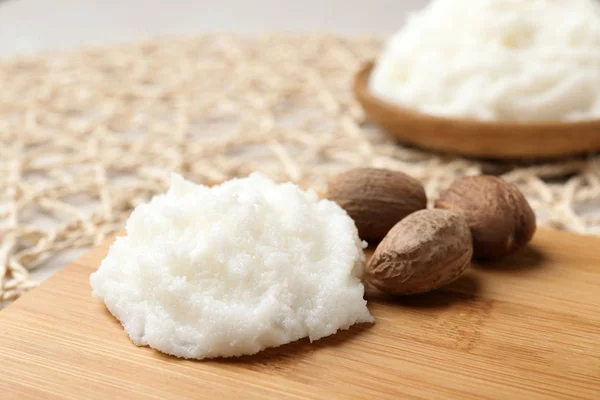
[327,168,427,242]
[435,175,536,259]
[366,209,473,295]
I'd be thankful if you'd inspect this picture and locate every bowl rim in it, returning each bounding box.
[356,60,600,131]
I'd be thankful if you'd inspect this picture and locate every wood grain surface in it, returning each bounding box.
[355,61,600,159]
[1,228,599,399]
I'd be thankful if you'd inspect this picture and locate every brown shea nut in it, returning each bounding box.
[435,175,536,259]
[365,209,473,295]
[327,168,427,242]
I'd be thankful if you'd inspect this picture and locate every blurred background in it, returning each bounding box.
[0,0,425,56]
[0,0,429,301]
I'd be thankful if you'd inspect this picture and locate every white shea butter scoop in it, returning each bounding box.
[90,172,373,359]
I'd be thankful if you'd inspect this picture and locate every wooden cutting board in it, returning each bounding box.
[1,228,599,400]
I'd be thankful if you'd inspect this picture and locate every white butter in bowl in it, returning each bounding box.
[90,173,373,359]
[370,0,600,122]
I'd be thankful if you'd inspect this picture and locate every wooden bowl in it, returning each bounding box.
[354,61,600,159]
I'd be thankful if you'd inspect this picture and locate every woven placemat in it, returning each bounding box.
[1,34,600,302]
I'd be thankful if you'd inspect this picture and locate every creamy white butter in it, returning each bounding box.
[370,0,600,122]
[90,173,373,359]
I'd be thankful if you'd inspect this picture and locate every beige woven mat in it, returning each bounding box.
[1,34,600,302]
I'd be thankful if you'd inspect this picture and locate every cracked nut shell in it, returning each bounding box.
[327,167,427,242]
[435,175,536,259]
[365,209,473,295]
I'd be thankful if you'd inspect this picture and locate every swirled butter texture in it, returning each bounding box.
[90,173,373,359]
[370,0,600,122]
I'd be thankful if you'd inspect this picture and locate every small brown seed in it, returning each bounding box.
[365,209,473,295]
[327,168,427,242]
[435,175,536,259]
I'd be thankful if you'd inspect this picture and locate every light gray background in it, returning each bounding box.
[0,0,427,283]
[0,0,426,56]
